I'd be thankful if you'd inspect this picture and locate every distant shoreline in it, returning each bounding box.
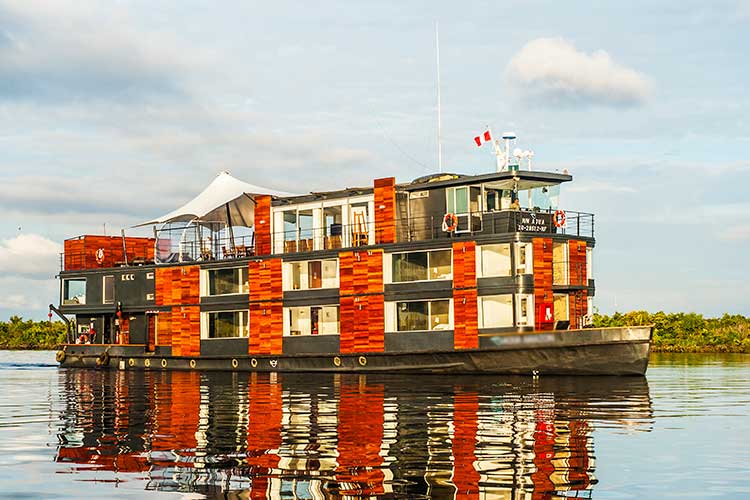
[2,312,748,353]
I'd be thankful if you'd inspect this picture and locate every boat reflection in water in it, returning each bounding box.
[55,371,652,498]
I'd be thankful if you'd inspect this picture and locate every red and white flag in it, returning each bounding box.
[474,130,492,147]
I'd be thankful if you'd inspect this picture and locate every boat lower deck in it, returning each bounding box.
[57,326,652,376]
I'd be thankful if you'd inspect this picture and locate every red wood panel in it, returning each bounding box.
[63,235,154,270]
[155,311,172,347]
[374,177,396,244]
[569,290,588,329]
[336,382,385,496]
[253,195,272,256]
[452,242,478,349]
[533,238,554,331]
[339,250,384,353]
[452,391,480,499]
[154,266,200,355]
[568,240,587,286]
[248,259,283,355]
[119,317,130,345]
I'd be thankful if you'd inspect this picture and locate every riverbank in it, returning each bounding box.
[2,312,748,352]
[593,311,750,353]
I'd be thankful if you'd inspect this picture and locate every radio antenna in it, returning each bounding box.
[436,21,443,173]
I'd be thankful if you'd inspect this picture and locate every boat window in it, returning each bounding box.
[62,278,86,305]
[478,244,511,277]
[391,250,452,283]
[479,294,513,328]
[515,293,534,326]
[205,310,248,338]
[514,242,534,275]
[284,259,339,291]
[206,267,248,295]
[552,241,569,285]
[285,305,339,336]
[554,293,569,323]
[324,206,343,249]
[530,185,560,210]
[395,300,451,331]
[102,275,115,304]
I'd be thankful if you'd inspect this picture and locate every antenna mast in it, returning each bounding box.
[436,21,443,173]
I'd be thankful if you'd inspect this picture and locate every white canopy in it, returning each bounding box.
[136,171,294,228]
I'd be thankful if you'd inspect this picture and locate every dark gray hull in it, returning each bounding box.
[58,326,652,376]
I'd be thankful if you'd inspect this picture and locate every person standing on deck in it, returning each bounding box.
[88,323,96,344]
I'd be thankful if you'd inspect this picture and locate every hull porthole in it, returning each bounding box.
[189,359,196,369]
[144,359,151,368]
[251,358,258,368]
[128,358,135,367]
[231,358,239,369]
[358,356,367,367]
[333,356,342,367]
[161,359,167,368]
[55,350,66,363]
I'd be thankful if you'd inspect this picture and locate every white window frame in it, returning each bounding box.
[476,243,512,278]
[282,259,339,291]
[586,246,593,280]
[515,293,535,327]
[385,249,453,284]
[478,294,514,328]
[102,275,115,304]
[200,267,249,297]
[283,304,340,336]
[62,277,87,305]
[553,293,570,323]
[514,242,534,275]
[200,309,249,339]
[386,299,453,332]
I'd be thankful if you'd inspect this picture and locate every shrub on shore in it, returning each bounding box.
[592,311,750,353]
[0,316,68,350]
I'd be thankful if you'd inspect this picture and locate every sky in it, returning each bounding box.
[0,0,748,320]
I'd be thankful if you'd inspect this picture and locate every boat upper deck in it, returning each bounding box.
[60,168,593,272]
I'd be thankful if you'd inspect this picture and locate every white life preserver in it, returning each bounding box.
[95,248,105,264]
[441,213,458,232]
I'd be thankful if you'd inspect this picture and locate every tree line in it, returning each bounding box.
[1,312,748,352]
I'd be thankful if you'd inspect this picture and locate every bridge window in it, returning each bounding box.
[204,310,248,339]
[62,278,86,305]
[553,241,569,285]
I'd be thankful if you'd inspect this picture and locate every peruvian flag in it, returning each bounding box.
[474,130,492,147]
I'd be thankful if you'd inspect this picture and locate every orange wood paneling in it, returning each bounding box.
[248,259,283,355]
[336,382,385,496]
[569,290,588,329]
[154,266,200,356]
[119,317,130,345]
[63,235,154,271]
[568,240,587,286]
[339,250,384,353]
[253,195,272,256]
[155,311,172,347]
[452,241,478,349]
[373,177,396,244]
[452,391,480,500]
[533,238,553,331]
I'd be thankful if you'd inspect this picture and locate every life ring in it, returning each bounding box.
[161,359,167,368]
[441,213,458,232]
[189,359,196,368]
[95,248,105,265]
[333,356,342,367]
[231,358,239,369]
[553,210,566,228]
[250,358,258,368]
[55,350,66,363]
[358,356,367,367]
[95,351,110,367]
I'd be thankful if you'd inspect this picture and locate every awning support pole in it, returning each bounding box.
[226,203,236,250]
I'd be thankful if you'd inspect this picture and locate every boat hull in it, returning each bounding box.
[57,326,652,376]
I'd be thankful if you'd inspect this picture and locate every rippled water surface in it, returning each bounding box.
[0,351,748,499]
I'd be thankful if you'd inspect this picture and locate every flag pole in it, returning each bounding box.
[436,21,443,173]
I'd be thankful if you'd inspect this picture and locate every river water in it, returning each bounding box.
[0,351,748,499]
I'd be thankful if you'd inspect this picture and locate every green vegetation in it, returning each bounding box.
[0,316,68,350]
[593,311,750,353]
[1,312,749,352]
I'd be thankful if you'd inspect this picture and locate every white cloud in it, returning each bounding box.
[506,37,653,107]
[0,233,61,279]
[720,225,750,241]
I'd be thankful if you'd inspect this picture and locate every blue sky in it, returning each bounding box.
[0,0,748,319]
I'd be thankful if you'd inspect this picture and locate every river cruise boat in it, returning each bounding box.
[54,134,651,375]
